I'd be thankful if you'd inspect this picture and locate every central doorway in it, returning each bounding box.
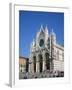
[45,53,50,70]
[39,54,43,72]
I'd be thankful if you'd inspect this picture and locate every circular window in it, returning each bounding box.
[39,39,44,47]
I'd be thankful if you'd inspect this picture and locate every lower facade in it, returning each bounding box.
[19,56,64,79]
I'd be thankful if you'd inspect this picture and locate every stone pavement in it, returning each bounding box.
[19,70,64,79]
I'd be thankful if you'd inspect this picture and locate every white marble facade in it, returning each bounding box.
[29,25,64,74]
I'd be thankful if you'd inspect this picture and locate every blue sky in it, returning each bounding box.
[19,10,64,58]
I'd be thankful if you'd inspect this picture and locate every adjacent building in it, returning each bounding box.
[19,57,29,79]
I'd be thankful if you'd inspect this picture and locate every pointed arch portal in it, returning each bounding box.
[38,54,43,72]
[45,53,50,70]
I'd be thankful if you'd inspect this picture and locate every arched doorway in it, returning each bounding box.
[39,54,43,72]
[45,53,50,70]
[33,56,36,72]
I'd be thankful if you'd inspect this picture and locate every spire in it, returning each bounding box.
[32,39,36,47]
[51,28,55,36]
[36,24,44,42]
[51,28,56,44]
[40,24,44,32]
[52,28,53,33]
[45,25,49,48]
[30,39,35,49]
[38,24,44,36]
[45,24,48,37]
[30,39,36,52]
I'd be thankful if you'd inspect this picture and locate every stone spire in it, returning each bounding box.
[32,39,36,47]
[30,39,36,53]
[40,24,44,32]
[51,28,56,45]
[45,25,49,48]
[45,25,48,38]
[36,24,44,40]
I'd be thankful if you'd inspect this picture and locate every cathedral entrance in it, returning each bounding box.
[45,53,50,70]
[39,54,43,73]
[33,56,36,72]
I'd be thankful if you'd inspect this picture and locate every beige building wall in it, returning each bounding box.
[19,57,28,73]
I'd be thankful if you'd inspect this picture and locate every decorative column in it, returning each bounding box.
[42,53,46,72]
[36,54,39,73]
[29,56,34,73]
[29,55,31,73]
[31,61,34,73]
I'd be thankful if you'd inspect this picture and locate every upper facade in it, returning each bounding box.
[30,24,63,56]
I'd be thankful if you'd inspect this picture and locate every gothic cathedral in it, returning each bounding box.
[28,25,64,78]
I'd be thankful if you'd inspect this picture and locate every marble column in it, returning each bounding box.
[29,56,31,73]
[36,54,39,73]
[32,61,34,73]
[29,57,34,73]
[42,53,46,71]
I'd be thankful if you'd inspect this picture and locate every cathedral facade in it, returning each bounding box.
[19,25,64,79]
[28,25,64,78]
